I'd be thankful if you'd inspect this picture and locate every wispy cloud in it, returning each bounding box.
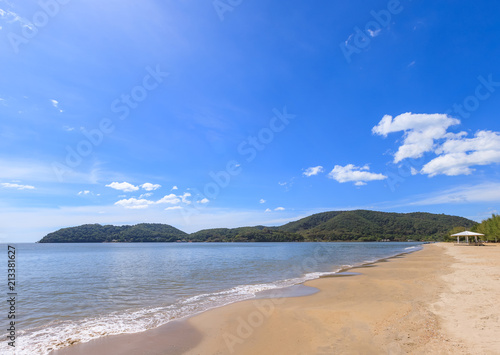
[303,166,324,177]
[259,199,266,204]
[141,183,161,191]
[0,7,31,28]
[115,198,153,209]
[367,28,381,37]
[0,158,97,183]
[180,192,192,204]
[274,207,285,211]
[1,182,35,190]
[165,206,182,211]
[50,99,63,113]
[407,182,500,205]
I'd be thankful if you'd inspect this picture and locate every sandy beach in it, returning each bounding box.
[53,243,500,355]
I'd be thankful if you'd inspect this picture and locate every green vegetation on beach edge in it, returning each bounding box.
[38,210,476,243]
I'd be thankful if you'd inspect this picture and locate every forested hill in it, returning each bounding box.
[38,210,476,243]
[277,210,476,241]
[39,223,188,243]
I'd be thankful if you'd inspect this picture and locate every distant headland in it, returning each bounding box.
[38,210,475,243]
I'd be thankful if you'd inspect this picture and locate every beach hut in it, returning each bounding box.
[451,231,485,245]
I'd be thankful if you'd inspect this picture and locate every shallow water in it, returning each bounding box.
[0,242,422,354]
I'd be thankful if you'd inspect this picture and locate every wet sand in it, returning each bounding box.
[53,243,500,355]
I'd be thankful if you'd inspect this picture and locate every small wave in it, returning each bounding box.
[9,272,338,355]
[10,244,423,355]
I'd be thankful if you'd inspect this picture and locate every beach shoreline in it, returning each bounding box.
[53,243,500,354]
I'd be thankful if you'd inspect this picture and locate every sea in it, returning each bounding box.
[0,242,423,354]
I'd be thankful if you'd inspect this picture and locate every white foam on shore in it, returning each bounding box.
[7,244,423,355]
[9,272,339,355]
[404,246,419,250]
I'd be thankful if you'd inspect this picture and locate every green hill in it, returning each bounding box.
[38,210,476,243]
[188,226,303,242]
[39,223,188,243]
[278,210,476,241]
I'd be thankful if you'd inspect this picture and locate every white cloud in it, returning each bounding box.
[171,186,178,190]
[0,8,31,28]
[303,166,324,177]
[165,206,182,211]
[106,182,139,192]
[421,130,500,176]
[63,126,75,132]
[156,194,181,205]
[278,177,296,191]
[197,198,209,204]
[114,198,154,209]
[328,164,387,185]
[141,183,161,191]
[265,208,272,212]
[114,192,193,209]
[274,207,285,211]
[367,28,381,37]
[180,192,192,204]
[78,190,91,196]
[259,199,266,204]
[139,192,153,199]
[1,182,35,190]
[50,99,63,113]
[372,112,460,163]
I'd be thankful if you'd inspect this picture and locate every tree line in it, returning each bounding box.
[39,210,477,243]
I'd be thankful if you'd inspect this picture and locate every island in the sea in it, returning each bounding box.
[38,210,475,243]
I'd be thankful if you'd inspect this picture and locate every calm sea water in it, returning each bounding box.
[0,242,422,354]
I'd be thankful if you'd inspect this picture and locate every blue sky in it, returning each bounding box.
[1,0,500,242]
